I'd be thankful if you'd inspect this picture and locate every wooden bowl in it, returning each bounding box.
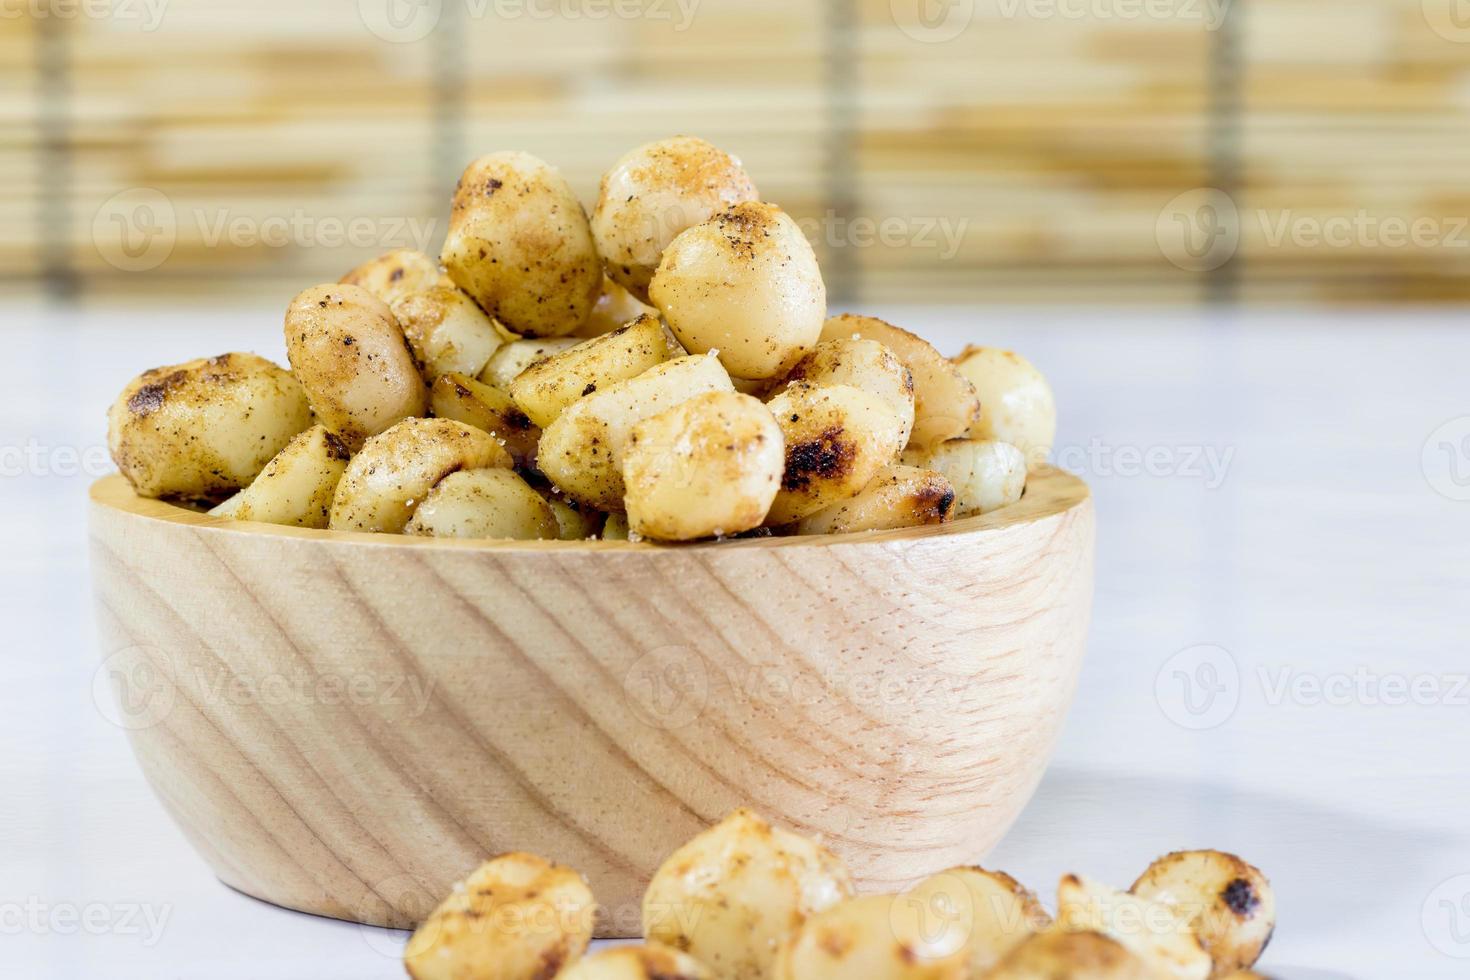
[88,468,1093,937]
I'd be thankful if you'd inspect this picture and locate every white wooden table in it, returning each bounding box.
[3,301,1466,978]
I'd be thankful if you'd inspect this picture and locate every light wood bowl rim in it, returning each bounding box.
[88,466,1089,552]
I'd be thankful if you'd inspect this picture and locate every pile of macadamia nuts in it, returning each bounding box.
[107,137,1057,542]
[403,809,1277,980]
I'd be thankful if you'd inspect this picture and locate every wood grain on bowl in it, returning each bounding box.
[88,468,1093,937]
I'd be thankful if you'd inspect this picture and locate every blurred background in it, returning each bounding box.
[7,0,1470,308]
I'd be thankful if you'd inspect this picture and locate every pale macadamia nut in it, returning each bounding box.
[209,424,350,528]
[953,345,1056,469]
[392,285,504,382]
[651,202,825,380]
[593,136,759,302]
[623,391,784,541]
[904,439,1026,517]
[644,809,853,980]
[404,468,559,540]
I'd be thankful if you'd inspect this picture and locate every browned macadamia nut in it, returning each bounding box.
[441,151,602,338]
[284,283,427,451]
[108,352,311,500]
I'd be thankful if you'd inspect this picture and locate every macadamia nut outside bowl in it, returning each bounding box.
[88,466,1093,938]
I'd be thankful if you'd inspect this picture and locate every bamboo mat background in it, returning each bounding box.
[5,0,1470,307]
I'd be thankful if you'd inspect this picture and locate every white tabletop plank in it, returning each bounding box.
[2,302,1465,978]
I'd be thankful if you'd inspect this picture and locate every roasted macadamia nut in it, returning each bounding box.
[593,136,759,302]
[821,314,978,452]
[442,151,602,338]
[284,283,428,450]
[509,313,675,428]
[651,202,825,380]
[479,337,582,390]
[557,944,712,980]
[537,353,733,510]
[953,345,1056,469]
[778,337,915,447]
[904,439,1025,517]
[208,424,350,528]
[765,381,909,525]
[623,391,785,541]
[1132,850,1275,978]
[644,809,853,980]
[404,468,560,540]
[791,464,953,536]
[392,285,504,382]
[329,417,512,533]
[1057,874,1211,980]
[340,248,449,308]
[773,892,968,980]
[574,275,660,338]
[906,867,1052,975]
[108,352,311,500]
[430,372,541,469]
[403,852,595,980]
[987,930,1160,980]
